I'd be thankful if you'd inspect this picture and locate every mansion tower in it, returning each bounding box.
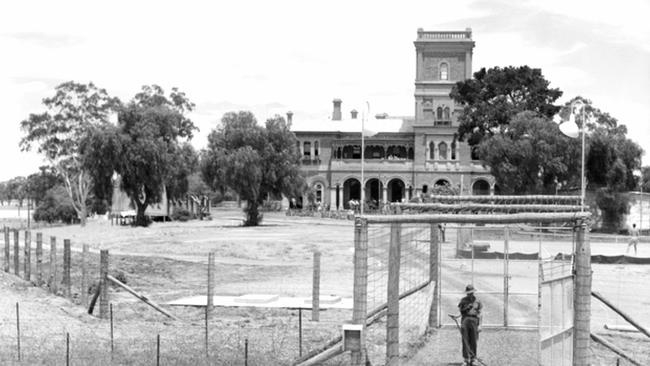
[291,29,495,210]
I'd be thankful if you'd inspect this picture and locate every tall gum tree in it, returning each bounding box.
[20,81,121,226]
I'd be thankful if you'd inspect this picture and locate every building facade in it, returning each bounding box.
[291,29,495,210]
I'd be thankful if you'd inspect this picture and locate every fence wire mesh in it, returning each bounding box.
[364,223,432,364]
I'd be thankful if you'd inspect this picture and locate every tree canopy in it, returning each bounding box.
[477,111,580,194]
[450,66,562,149]
[201,111,305,226]
[19,81,121,225]
[83,85,197,226]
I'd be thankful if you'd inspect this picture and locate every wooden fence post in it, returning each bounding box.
[351,218,368,366]
[63,239,71,297]
[36,233,43,285]
[386,222,401,366]
[13,230,19,276]
[428,224,440,328]
[573,222,592,366]
[81,244,89,306]
[4,227,9,273]
[312,251,321,321]
[207,252,215,316]
[50,237,57,294]
[99,249,109,319]
[24,231,31,282]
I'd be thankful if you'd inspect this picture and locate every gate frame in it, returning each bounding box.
[351,212,591,366]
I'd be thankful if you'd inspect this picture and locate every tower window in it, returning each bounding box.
[443,107,450,120]
[437,107,443,120]
[438,142,448,160]
[314,141,319,157]
[429,141,435,160]
[440,62,449,80]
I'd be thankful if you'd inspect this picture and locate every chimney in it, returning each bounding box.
[286,111,293,124]
[351,109,358,119]
[332,99,342,121]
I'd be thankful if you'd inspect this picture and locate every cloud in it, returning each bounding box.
[4,32,83,48]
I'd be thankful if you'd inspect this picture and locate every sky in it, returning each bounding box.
[1,0,648,181]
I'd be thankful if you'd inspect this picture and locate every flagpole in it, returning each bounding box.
[579,101,585,212]
[361,106,365,216]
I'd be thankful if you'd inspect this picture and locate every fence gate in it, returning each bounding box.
[539,259,574,365]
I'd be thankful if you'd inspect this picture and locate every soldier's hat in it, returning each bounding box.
[465,284,476,294]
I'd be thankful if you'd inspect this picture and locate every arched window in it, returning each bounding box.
[436,107,443,120]
[443,107,450,120]
[440,62,449,80]
[429,141,435,160]
[451,138,457,160]
[314,141,319,157]
[303,141,311,157]
[315,183,323,203]
[438,142,448,160]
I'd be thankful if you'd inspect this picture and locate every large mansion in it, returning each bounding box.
[290,29,495,210]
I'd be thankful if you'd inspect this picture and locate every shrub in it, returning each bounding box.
[171,208,194,222]
[33,185,78,224]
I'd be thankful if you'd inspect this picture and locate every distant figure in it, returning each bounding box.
[438,223,446,242]
[627,223,640,256]
[458,284,482,366]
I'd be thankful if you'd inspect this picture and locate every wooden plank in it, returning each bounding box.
[99,250,109,319]
[36,233,43,285]
[23,231,31,282]
[207,252,214,317]
[81,244,89,307]
[396,203,583,212]
[312,251,321,321]
[386,222,400,365]
[63,239,71,297]
[363,212,591,224]
[13,230,19,275]
[592,291,650,339]
[428,224,440,328]
[107,274,178,320]
[4,227,9,273]
[590,333,642,366]
[573,223,592,366]
[350,217,368,366]
[50,237,57,294]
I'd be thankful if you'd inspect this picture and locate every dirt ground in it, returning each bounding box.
[1,208,649,365]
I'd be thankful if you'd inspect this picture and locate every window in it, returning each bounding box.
[424,108,434,120]
[451,139,457,160]
[296,140,300,154]
[315,184,323,202]
[443,107,450,120]
[314,141,319,157]
[303,141,311,157]
[429,141,435,160]
[440,62,449,80]
[438,142,448,160]
[436,107,443,120]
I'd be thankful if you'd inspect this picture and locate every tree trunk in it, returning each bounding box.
[79,205,87,227]
[134,200,150,227]
[244,199,262,226]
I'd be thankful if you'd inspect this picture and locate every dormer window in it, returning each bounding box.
[440,62,449,80]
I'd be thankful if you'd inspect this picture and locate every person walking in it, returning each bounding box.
[458,284,482,366]
[627,223,640,256]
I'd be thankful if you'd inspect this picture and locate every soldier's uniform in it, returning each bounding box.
[458,284,482,366]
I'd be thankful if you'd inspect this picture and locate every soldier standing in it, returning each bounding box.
[458,284,482,366]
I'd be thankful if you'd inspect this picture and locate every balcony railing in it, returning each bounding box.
[417,29,472,40]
